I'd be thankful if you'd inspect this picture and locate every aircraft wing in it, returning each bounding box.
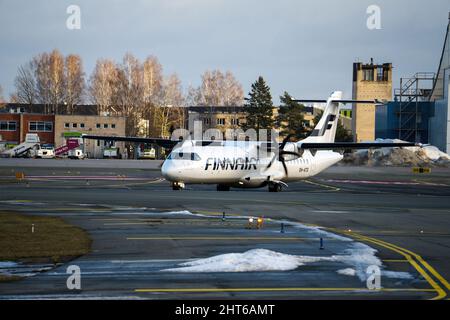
[82,135,179,149]
[298,142,417,150]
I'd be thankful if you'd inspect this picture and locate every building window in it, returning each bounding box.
[80,123,85,128]
[231,118,240,126]
[111,123,116,129]
[376,67,388,82]
[104,124,109,129]
[64,123,70,128]
[203,118,210,125]
[72,123,78,128]
[363,69,374,81]
[217,118,225,125]
[29,121,53,132]
[0,121,17,131]
[96,123,101,129]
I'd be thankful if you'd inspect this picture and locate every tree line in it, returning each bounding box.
[10,50,244,137]
[7,50,351,141]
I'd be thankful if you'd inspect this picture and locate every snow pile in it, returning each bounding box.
[161,249,328,273]
[341,139,450,167]
[0,261,53,277]
[161,245,413,281]
[337,268,356,276]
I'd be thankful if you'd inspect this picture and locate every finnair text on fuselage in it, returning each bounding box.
[205,157,258,171]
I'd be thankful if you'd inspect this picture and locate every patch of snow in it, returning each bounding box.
[111,210,193,216]
[337,268,356,276]
[0,261,18,268]
[345,139,450,166]
[421,145,450,161]
[382,270,414,279]
[162,249,329,273]
[162,243,413,282]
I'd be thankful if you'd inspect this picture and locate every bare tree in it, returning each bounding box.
[191,70,244,106]
[156,74,185,137]
[0,85,5,107]
[142,56,163,136]
[65,54,85,113]
[186,85,201,107]
[222,71,244,106]
[113,53,144,137]
[89,59,118,115]
[34,52,52,110]
[34,50,65,113]
[142,55,163,105]
[14,62,36,104]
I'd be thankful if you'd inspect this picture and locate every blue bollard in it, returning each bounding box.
[320,237,324,250]
[280,223,285,233]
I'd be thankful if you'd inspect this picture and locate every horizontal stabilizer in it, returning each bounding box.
[299,142,417,150]
[294,99,385,104]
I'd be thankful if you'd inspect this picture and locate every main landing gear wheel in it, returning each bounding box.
[172,182,185,190]
[217,184,231,191]
[268,183,282,192]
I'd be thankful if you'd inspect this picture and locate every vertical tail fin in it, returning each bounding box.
[301,91,342,143]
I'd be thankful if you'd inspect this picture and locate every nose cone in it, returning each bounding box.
[161,160,177,181]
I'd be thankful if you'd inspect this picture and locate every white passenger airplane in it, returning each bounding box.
[84,91,416,192]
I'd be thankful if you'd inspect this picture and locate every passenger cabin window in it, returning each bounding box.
[168,152,201,161]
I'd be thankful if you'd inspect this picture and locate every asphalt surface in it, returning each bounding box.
[0,158,449,300]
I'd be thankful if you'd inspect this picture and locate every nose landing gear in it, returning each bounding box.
[172,182,185,190]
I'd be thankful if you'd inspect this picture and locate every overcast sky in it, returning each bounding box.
[0,0,449,103]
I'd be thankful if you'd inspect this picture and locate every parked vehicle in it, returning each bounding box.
[138,147,156,160]
[68,148,85,159]
[103,147,120,159]
[36,144,55,159]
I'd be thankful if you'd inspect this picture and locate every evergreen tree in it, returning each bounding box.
[243,76,274,139]
[277,91,309,140]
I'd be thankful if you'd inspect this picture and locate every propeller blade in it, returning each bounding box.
[281,158,288,176]
[266,153,277,169]
[280,134,294,152]
[280,150,302,158]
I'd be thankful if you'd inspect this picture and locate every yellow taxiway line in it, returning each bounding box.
[135,287,435,293]
[302,179,341,192]
[327,228,449,300]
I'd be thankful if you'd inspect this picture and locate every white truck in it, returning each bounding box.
[36,145,55,159]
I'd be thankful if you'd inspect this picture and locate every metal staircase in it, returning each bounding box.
[395,72,435,142]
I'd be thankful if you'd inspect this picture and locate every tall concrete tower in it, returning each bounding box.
[352,59,392,142]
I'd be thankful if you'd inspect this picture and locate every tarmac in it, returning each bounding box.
[0,158,449,299]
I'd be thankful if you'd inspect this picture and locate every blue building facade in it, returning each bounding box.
[375,101,434,144]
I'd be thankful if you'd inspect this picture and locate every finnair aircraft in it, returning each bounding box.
[84,91,415,192]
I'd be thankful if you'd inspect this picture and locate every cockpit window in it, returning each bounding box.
[168,152,201,161]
